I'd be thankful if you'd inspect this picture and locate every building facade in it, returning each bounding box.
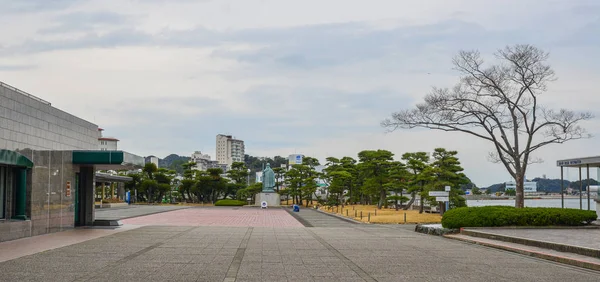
[216,134,245,168]
[190,151,227,172]
[145,156,159,167]
[0,81,143,242]
[98,128,119,151]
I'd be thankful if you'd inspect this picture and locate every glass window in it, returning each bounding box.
[0,166,5,219]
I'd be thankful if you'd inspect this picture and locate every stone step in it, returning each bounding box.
[445,234,600,272]
[460,228,600,258]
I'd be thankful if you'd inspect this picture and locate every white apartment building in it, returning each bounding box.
[191,151,228,172]
[216,134,245,168]
[97,128,119,151]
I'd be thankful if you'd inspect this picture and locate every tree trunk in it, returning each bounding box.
[378,189,386,209]
[419,195,424,214]
[515,173,525,208]
[403,193,416,210]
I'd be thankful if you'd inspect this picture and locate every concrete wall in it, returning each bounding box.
[0,82,99,151]
[1,82,99,241]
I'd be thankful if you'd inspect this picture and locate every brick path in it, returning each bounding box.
[121,207,304,227]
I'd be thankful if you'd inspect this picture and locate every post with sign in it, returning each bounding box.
[429,190,449,216]
[444,186,451,213]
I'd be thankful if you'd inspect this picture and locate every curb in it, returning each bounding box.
[445,234,600,272]
[461,229,600,258]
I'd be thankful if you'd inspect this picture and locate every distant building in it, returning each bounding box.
[190,151,227,172]
[288,154,304,166]
[145,155,159,167]
[505,181,537,193]
[97,128,119,151]
[216,134,245,168]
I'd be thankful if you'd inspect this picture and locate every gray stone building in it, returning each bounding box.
[0,81,143,242]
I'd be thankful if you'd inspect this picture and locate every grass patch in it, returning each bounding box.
[319,205,441,224]
[441,206,598,229]
[214,199,247,206]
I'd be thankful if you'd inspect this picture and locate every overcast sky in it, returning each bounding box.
[1,0,599,186]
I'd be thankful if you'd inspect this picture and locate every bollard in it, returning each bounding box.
[375,209,377,216]
[368,212,371,222]
[404,212,407,223]
[360,211,363,220]
[355,210,357,217]
[346,209,348,216]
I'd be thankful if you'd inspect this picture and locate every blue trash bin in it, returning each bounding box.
[293,205,300,212]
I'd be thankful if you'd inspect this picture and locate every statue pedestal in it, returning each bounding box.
[257,192,280,207]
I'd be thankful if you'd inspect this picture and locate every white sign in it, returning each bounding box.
[429,191,449,197]
[436,197,449,202]
[261,201,268,209]
[445,186,451,192]
[247,198,252,201]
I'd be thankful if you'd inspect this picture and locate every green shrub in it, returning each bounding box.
[214,199,246,206]
[441,206,597,229]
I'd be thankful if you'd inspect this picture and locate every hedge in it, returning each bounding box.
[214,199,246,206]
[441,206,597,229]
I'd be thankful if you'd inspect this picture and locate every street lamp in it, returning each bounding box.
[247,169,251,186]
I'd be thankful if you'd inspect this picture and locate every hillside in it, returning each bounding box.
[485,178,598,193]
[158,154,191,174]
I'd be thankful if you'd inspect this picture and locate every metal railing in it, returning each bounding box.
[0,81,51,105]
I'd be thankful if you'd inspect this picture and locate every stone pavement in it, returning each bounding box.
[121,207,303,227]
[285,207,357,227]
[1,224,599,282]
[95,205,190,220]
[1,207,599,282]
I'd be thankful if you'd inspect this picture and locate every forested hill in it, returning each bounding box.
[156,153,288,175]
[158,154,191,174]
[244,155,288,172]
[485,178,598,193]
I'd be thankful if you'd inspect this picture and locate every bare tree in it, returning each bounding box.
[382,44,593,208]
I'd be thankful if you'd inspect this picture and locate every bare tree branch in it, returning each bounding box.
[382,44,594,208]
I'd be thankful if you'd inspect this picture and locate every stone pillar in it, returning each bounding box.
[12,168,28,220]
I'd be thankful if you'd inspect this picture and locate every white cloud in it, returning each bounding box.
[1,0,599,187]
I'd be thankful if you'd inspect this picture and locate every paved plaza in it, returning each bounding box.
[0,207,599,282]
[95,205,191,221]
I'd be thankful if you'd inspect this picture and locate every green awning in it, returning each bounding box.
[72,151,144,170]
[0,149,33,168]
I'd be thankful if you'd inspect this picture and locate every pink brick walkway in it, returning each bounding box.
[121,207,304,227]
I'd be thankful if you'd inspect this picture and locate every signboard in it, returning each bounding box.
[65,181,71,197]
[288,154,303,165]
[445,186,451,192]
[436,196,449,202]
[429,191,449,197]
[261,201,268,209]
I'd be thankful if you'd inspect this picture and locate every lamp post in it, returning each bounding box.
[247,169,251,186]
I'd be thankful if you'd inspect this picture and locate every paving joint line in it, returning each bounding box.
[95,206,192,221]
[84,226,199,280]
[305,228,377,282]
[223,227,254,282]
[284,208,314,227]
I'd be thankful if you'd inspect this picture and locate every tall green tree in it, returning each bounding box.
[402,152,431,213]
[429,148,468,208]
[357,150,394,209]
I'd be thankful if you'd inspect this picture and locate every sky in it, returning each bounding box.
[1,0,599,187]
